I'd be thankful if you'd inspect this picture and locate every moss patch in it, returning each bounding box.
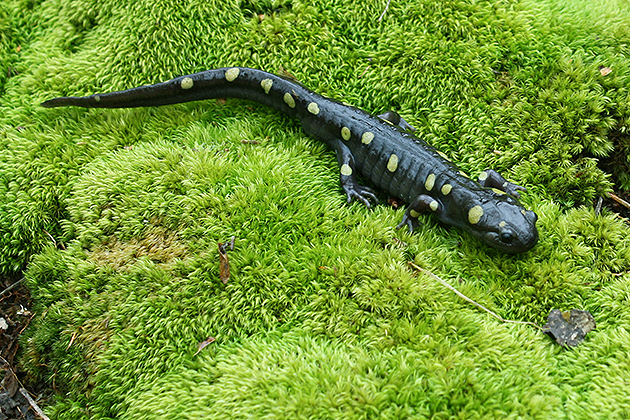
[1,0,630,418]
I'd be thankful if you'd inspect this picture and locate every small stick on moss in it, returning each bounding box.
[20,388,51,420]
[408,262,542,330]
[378,0,391,22]
[1,278,25,297]
[608,192,630,211]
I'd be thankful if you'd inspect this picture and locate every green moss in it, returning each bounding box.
[2,0,630,417]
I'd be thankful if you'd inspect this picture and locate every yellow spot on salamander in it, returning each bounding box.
[429,200,439,211]
[492,188,506,195]
[94,95,101,102]
[441,184,452,195]
[387,154,399,172]
[341,127,351,141]
[425,173,436,191]
[261,78,273,94]
[478,171,488,181]
[180,77,194,90]
[521,209,527,216]
[284,92,296,108]
[308,102,320,115]
[468,205,484,224]
[410,210,421,218]
[361,132,374,145]
[225,67,240,82]
[499,221,507,228]
[340,164,353,176]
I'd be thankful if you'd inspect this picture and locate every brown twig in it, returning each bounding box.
[607,192,630,210]
[408,262,542,329]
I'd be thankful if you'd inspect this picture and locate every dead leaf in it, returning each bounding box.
[599,66,612,76]
[278,66,297,81]
[194,336,216,356]
[218,236,235,284]
[1,368,19,397]
[543,309,596,347]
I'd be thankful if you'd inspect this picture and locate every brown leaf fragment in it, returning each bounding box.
[1,367,19,397]
[218,237,235,284]
[543,309,596,347]
[194,336,216,356]
[599,66,612,76]
[218,244,229,284]
[278,66,297,81]
[387,197,402,209]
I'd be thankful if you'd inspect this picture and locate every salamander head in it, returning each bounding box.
[464,196,538,254]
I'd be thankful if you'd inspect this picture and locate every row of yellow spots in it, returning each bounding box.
[217,68,487,227]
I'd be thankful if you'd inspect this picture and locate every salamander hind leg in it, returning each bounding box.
[478,169,526,198]
[396,194,441,233]
[333,139,378,208]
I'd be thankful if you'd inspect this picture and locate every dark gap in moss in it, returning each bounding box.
[596,129,630,191]
[240,0,293,19]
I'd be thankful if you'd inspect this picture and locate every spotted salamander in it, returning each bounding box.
[42,67,538,253]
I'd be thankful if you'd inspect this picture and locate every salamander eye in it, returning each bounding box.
[500,230,515,244]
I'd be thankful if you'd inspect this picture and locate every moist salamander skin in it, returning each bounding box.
[42,67,539,253]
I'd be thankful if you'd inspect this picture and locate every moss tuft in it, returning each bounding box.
[2,0,630,417]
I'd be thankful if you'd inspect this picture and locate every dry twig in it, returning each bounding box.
[608,192,630,210]
[408,262,542,329]
[378,0,391,22]
[20,388,51,420]
[1,278,25,297]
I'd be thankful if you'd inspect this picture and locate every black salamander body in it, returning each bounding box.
[42,67,538,253]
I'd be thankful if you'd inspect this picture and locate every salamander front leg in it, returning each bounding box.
[478,169,526,199]
[332,139,378,208]
[378,111,416,132]
[396,194,441,233]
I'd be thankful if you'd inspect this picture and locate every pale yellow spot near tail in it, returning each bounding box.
[441,184,452,195]
[308,102,320,115]
[284,92,296,108]
[362,132,374,144]
[225,68,240,82]
[341,127,351,141]
[94,95,101,102]
[261,79,273,94]
[410,210,421,218]
[478,171,489,181]
[425,173,436,191]
[340,164,353,176]
[387,154,399,172]
[499,221,507,228]
[429,200,439,211]
[180,77,194,90]
[468,205,484,224]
